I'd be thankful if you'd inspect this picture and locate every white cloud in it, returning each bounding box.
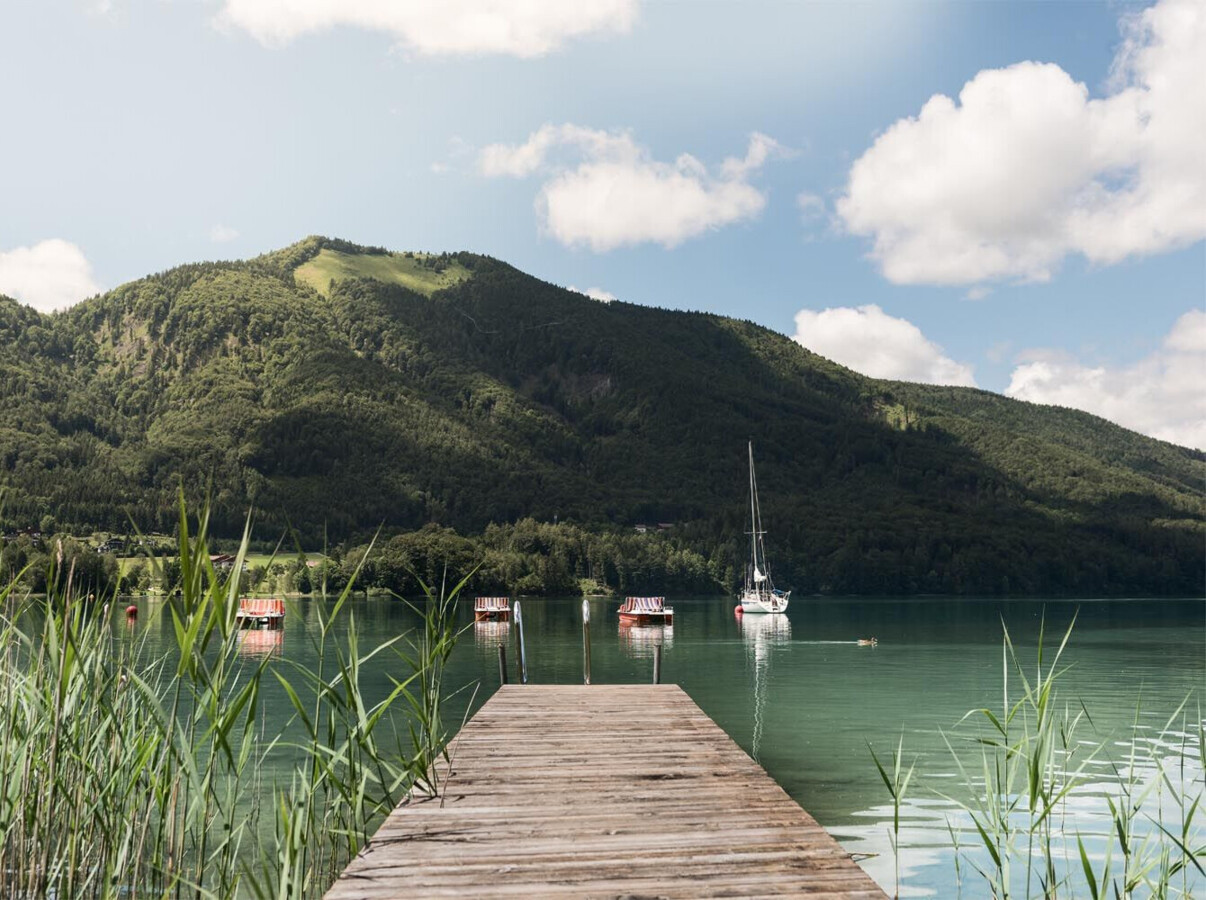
[1006,309,1206,449]
[479,125,785,251]
[1165,308,1206,352]
[792,304,977,386]
[209,224,240,243]
[217,0,637,57]
[568,284,617,302]
[478,124,617,177]
[836,0,1206,286]
[720,132,785,179]
[0,239,102,313]
[796,192,825,221]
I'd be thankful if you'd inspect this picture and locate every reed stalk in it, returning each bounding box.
[0,497,468,899]
[868,732,916,899]
[929,614,1204,899]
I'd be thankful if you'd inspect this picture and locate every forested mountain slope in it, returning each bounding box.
[1,237,1201,595]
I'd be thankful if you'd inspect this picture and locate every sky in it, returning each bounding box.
[1,0,1203,448]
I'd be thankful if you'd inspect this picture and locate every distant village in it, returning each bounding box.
[0,527,332,597]
[1,530,169,557]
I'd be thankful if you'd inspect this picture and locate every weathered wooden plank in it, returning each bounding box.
[326,685,885,899]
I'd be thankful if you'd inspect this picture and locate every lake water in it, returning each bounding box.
[121,594,1204,898]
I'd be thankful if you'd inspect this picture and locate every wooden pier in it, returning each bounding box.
[326,685,886,898]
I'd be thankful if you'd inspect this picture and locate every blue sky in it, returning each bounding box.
[1,0,1203,446]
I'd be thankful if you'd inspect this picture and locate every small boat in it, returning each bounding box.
[474,596,512,622]
[739,442,790,614]
[236,598,285,629]
[617,596,674,626]
[858,637,878,647]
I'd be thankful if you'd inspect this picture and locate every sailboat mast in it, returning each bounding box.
[753,448,766,584]
[748,442,758,576]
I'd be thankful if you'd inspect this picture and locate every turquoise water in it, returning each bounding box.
[121,595,1204,897]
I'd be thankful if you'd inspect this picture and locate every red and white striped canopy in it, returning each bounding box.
[619,597,666,613]
[238,598,285,616]
[474,596,511,610]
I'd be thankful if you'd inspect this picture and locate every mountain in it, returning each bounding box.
[0,236,1201,595]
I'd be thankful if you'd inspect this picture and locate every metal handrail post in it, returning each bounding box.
[582,599,592,685]
[514,600,528,684]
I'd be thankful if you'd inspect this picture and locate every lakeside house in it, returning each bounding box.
[3,530,44,549]
[633,523,676,534]
[209,554,248,573]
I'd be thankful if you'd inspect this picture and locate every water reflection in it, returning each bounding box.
[617,622,674,657]
[739,613,791,761]
[237,628,284,659]
[738,610,792,647]
[472,620,510,651]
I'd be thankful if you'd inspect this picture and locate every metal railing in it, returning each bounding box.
[514,600,529,685]
[582,599,592,685]
[495,598,665,686]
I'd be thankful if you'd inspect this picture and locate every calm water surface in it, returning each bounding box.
[121,595,1204,898]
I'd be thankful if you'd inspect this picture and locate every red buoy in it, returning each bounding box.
[125,604,138,618]
[734,604,744,618]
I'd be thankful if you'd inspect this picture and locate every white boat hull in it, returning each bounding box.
[739,589,789,614]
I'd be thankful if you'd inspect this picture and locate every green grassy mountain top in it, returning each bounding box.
[295,246,473,298]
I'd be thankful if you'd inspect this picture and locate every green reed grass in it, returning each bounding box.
[874,614,1204,899]
[869,731,916,899]
[0,498,469,899]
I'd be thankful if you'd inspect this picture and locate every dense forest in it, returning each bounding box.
[0,236,1202,596]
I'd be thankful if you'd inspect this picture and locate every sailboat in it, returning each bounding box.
[739,442,790,614]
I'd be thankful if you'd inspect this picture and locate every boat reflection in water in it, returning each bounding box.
[237,627,284,659]
[739,612,791,761]
[473,619,511,652]
[618,621,674,658]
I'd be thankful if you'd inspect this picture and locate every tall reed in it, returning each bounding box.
[0,498,469,899]
[948,615,1203,898]
[873,615,1204,899]
[869,731,916,899]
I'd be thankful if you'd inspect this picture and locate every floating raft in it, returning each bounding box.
[325,684,885,898]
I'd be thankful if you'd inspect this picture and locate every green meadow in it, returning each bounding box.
[295,247,472,297]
